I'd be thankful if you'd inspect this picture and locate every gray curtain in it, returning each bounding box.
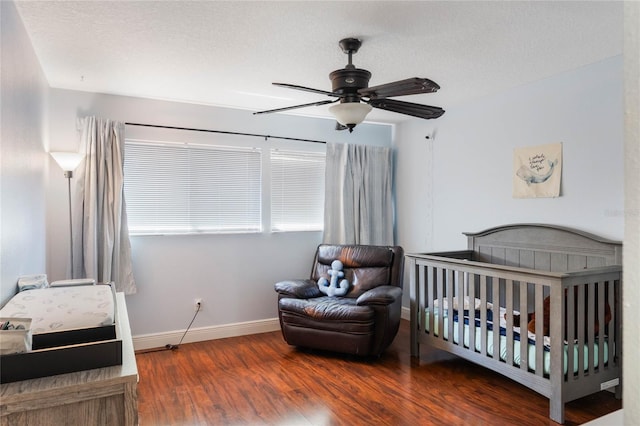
[72,116,136,294]
[323,143,394,245]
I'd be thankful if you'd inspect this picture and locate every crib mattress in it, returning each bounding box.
[425,310,608,375]
[0,285,115,334]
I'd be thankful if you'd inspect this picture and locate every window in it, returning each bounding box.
[271,149,325,232]
[124,141,261,235]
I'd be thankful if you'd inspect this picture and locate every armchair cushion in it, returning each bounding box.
[279,297,374,332]
[356,285,402,306]
[312,245,396,298]
[275,279,322,299]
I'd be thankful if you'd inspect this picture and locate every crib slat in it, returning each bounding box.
[492,277,500,360]
[608,280,616,370]
[550,253,568,272]
[444,268,451,343]
[456,270,464,348]
[534,285,544,377]
[567,285,576,380]
[410,259,418,356]
[415,260,425,355]
[505,280,514,365]
[505,248,520,267]
[491,247,506,265]
[439,267,444,339]
[480,275,488,357]
[597,281,605,372]
[478,246,491,263]
[568,254,587,270]
[587,256,606,268]
[587,282,596,376]
[534,252,551,272]
[469,273,476,353]
[417,263,424,337]
[426,265,434,338]
[519,281,528,371]
[520,250,534,269]
[577,284,585,377]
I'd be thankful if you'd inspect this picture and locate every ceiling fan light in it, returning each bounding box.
[329,102,372,127]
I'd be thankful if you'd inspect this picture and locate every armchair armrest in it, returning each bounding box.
[356,285,402,306]
[274,279,322,299]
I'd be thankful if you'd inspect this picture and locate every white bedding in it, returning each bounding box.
[426,307,608,376]
[0,285,115,334]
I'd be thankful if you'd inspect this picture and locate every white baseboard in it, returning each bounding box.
[133,317,281,351]
[133,308,411,351]
[401,306,410,321]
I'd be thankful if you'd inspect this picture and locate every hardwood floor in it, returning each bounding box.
[135,321,621,425]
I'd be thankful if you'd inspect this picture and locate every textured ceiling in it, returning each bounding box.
[15,1,623,124]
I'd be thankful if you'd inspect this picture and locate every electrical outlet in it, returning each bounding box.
[194,298,203,311]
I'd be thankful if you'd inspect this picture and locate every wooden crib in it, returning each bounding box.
[406,224,622,424]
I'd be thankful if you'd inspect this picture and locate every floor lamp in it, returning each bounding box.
[50,152,84,279]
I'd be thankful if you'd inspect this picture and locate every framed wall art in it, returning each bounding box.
[513,142,562,198]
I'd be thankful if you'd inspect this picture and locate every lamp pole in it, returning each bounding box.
[50,152,84,279]
[64,170,74,278]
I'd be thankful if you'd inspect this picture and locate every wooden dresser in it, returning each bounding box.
[0,293,138,425]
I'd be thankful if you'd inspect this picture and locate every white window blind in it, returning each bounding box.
[124,141,261,235]
[271,149,325,232]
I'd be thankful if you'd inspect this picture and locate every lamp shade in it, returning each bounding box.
[329,102,373,126]
[50,152,84,172]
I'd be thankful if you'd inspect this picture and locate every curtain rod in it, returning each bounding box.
[125,122,326,145]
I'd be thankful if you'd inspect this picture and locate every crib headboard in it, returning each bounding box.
[464,223,622,272]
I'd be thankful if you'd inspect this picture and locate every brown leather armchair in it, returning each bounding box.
[274,244,404,357]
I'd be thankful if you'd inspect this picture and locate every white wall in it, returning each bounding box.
[623,1,639,423]
[395,120,435,254]
[45,89,392,338]
[0,1,49,305]
[396,56,624,256]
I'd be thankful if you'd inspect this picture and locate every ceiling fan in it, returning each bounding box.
[254,38,445,132]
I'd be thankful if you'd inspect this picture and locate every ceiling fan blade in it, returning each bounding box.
[369,98,445,120]
[359,78,440,98]
[253,99,337,115]
[273,83,339,97]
